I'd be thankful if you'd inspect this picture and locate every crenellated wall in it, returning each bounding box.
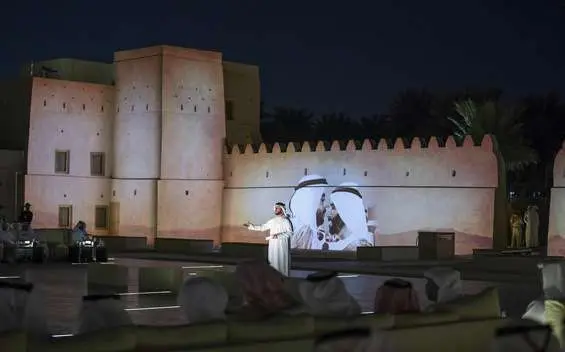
[222,135,499,254]
[19,45,504,254]
[548,141,565,256]
[25,77,114,233]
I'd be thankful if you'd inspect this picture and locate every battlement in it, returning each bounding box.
[225,135,493,155]
[224,135,498,189]
[554,140,565,187]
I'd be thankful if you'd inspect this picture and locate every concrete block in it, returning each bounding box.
[35,228,71,245]
[357,246,419,261]
[95,236,147,252]
[154,238,214,254]
[138,266,184,293]
[220,242,267,259]
[87,263,129,293]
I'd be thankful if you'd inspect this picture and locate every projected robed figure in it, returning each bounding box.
[289,176,376,251]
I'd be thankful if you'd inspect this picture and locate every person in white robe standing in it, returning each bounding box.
[244,202,293,276]
[524,205,540,248]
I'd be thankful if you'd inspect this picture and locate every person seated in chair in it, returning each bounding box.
[374,278,420,314]
[71,221,90,243]
[424,267,463,311]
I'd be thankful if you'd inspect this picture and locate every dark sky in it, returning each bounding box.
[1,0,564,117]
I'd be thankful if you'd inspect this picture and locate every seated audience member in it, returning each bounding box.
[424,267,463,311]
[76,294,133,334]
[490,321,561,352]
[71,221,89,243]
[540,262,565,347]
[0,221,15,244]
[374,278,420,314]
[177,276,228,323]
[314,327,394,352]
[233,260,299,320]
[0,280,49,338]
[298,271,361,317]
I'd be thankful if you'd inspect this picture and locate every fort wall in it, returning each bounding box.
[548,141,565,255]
[157,46,226,243]
[25,77,113,234]
[222,136,499,254]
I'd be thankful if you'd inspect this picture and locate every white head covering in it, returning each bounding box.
[0,227,15,244]
[177,276,228,323]
[274,202,288,217]
[424,267,463,303]
[289,175,327,228]
[542,262,565,300]
[314,328,394,352]
[298,272,361,317]
[330,183,370,243]
[490,321,561,352]
[522,300,546,324]
[77,294,132,334]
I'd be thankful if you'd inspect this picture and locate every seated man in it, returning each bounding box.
[298,271,361,317]
[71,221,90,243]
[177,277,228,323]
[374,278,420,314]
[424,267,463,311]
[76,294,133,334]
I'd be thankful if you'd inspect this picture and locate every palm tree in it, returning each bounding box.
[448,99,538,249]
[448,99,538,172]
[269,107,315,142]
[313,113,355,141]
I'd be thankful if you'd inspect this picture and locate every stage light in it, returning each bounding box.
[125,305,180,312]
[117,290,172,296]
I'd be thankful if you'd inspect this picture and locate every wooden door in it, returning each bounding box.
[109,202,120,235]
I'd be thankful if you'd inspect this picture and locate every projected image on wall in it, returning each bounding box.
[289,175,376,251]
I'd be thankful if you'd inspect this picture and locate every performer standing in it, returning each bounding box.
[244,202,293,276]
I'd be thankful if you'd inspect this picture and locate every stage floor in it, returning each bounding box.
[0,256,547,336]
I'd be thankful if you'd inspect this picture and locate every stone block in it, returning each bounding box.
[138,266,184,293]
[35,228,71,245]
[95,236,147,252]
[357,246,419,261]
[87,263,129,293]
[154,238,214,254]
[220,242,267,259]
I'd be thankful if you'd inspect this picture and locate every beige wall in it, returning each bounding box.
[223,61,261,144]
[548,141,565,256]
[110,179,157,240]
[113,48,162,179]
[158,47,226,241]
[222,136,499,255]
[25,77,114,234]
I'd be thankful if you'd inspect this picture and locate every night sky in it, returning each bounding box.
[1,0,564,117]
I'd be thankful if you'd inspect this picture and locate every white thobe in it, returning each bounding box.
[248,216,293,276]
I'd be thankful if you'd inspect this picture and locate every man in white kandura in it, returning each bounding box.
[243,202,293,276]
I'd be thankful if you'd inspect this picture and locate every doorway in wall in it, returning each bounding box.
[109,202,120,235]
